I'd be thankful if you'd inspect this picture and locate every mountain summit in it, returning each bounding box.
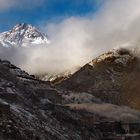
[0,23,50,47]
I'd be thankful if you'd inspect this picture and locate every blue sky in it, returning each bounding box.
[0,0,103,32]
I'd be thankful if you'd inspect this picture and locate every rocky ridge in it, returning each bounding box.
[57,48,140,110]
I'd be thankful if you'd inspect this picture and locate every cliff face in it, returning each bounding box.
[57,48,140,110]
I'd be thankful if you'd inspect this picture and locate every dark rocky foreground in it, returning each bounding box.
[0,59,102,140]
[0,49,140,140]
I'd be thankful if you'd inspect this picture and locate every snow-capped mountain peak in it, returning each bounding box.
[0,23,50,47]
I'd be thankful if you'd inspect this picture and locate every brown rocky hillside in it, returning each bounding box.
[57,48,140,110]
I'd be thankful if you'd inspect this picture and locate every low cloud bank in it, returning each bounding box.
[68,103,140,123]
[1,0,140,75]
[62,92,102,104]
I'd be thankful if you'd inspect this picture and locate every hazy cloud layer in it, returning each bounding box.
[1,0,140,75]
[0,0,16,10]
[68,103,140,123]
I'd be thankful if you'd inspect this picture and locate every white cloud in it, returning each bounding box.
[0,0,17,10]
[0,0,45,11]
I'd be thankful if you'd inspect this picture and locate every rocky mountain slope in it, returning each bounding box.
[0,56,140,139]
[0,59,103,140]
[57,48,140,110]
[0,23,49,47]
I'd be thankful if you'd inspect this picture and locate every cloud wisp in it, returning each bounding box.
[0,0,45,11]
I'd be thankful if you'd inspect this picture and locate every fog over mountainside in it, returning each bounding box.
[1,0,140,76]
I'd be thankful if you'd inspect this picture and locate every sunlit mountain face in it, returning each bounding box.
[0,23,49,48]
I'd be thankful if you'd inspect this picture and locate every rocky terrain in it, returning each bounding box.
[57,48,140,110]
[0,52,140,140]
[0,59,103,140]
